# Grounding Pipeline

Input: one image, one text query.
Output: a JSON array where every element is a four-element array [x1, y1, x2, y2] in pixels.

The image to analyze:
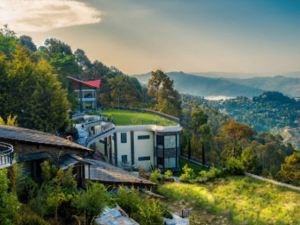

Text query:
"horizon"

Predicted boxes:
[[2, 0, 300, 76]]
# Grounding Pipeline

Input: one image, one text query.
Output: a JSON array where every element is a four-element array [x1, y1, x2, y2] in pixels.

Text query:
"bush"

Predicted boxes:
[[16, 176, 38, 203], [197, 167, 223, 183], [0, 169, 21, 225], [135, 198, 164, 225], [163, 170, 173, 180], [115, 187, 166, 225], [179, 164, 195, 182], [225, 157, 245, 175], [115, 187, 140, 216], [73, 182, 110, 223], [149, 169, 161, 184], [17, 214, 49, 225], [278, 153, 300, 186]]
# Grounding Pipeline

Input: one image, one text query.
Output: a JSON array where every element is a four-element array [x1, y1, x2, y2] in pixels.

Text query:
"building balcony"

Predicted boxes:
[[0, 142, 14, 169]]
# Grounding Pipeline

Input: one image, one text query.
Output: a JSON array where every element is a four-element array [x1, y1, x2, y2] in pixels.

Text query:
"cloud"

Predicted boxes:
[[0, 0, 101, 32]]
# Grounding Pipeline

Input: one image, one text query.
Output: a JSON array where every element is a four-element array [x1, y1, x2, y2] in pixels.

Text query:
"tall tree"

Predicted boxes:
[[190, 107, 211, 164], [278, 153, 300, 186], [19, 35, 37, 52], [148, 70, 181, 117], [74, 48, 91, 71], [221, 120, 254, 158], [0, 45, 69, 132]]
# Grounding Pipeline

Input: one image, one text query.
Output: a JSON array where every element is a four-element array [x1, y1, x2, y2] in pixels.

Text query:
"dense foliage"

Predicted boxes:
[[147, 70, 182, 117], [0, 162, 168, 225], [0, 30, 69, 132], [181, 96, 296, 183], [209, 92, 300, 132]]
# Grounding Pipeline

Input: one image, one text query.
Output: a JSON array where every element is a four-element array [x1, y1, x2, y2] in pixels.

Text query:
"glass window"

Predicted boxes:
[[157, 135, 164, 146], [165, 157, 176, 168], [121, 155, 128, 163], [138, 135, 150, 140], [138, 156, 150, 161], [164, 135, 176, 149], [121, 133, 127, 143]]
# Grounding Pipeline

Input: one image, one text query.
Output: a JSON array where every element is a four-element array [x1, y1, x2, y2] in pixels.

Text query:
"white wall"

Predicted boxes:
[[116, 131, 131, 165], [133, 131, 154, 170]]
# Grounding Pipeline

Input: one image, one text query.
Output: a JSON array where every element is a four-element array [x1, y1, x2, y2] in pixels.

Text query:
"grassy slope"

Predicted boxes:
[[158, 176, 300, 225], [101, 109, 176, 126]]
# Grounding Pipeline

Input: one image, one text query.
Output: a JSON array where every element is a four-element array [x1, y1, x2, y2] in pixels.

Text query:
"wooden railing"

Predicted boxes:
[[0, 142, 14, 168]]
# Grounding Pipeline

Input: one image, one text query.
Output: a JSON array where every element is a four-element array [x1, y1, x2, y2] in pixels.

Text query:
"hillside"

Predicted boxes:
[[135, 72, 263, 97], [158, 176, 300, 225], [229, 75, 300, 97], [135, 72, 300, 97]]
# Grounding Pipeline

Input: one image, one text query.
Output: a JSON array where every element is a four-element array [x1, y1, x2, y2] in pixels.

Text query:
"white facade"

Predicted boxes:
[[96, 125, 181, 171], [74, 115, 182, 171]]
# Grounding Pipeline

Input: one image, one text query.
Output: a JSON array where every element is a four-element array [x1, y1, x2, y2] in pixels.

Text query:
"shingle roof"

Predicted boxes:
[[85, 159, 154, 186], [0, 125, 91, 152]]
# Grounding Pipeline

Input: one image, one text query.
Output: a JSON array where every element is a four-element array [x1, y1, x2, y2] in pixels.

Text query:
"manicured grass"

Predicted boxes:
[[101, 109, 177, 126], [158, 176, 300, 225]]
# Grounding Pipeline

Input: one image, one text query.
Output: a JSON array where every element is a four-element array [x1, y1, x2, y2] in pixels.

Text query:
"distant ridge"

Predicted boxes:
[[134, 71, 300, 97]]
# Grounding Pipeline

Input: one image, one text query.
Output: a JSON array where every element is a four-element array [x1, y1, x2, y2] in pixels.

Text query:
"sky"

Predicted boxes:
[[1, 0, 300, 76]]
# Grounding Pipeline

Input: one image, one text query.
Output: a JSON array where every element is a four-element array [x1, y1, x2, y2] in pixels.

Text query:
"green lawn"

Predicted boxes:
[[101, 109, 177, 126], [158, 176, 300, 225]]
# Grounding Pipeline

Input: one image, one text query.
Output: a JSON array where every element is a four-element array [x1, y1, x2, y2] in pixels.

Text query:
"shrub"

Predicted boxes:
[[164, 170, 173, 180], [17, 214, 49, 225], [73, 182, 110, 223], [149, 169, 161, 183], [16, 176, 38, 203], [0, 169, 21, 225], [225, 157, 245, 175], [179, 164, 195, 182], [115, 187, 140, 216], [135, 198, 164, 225], [115, 187, 166, 225], [278, 153, 300, 186], [198, 166, 223, 183], [54, 168, 77, 193]]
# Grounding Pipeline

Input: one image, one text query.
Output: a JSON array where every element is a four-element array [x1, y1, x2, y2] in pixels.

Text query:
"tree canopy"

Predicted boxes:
[[0, 31, 69, 132], [148, 70, 181, 117]]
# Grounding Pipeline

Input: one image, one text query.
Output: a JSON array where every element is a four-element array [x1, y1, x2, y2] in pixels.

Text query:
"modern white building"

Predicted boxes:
[[74, 113, 182, 171]]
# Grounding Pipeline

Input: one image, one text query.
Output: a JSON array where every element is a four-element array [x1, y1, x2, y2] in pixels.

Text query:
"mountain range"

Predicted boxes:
[[134, 72, 300, 98]]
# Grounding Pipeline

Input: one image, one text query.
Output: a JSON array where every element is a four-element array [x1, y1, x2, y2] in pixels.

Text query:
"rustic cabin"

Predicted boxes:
[[0, 125, 154, 188], [0, 125, 92, 185]]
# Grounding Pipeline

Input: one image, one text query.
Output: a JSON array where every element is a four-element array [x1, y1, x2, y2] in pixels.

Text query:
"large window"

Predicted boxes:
[[164, 135, 176, 149], [121, 133, 127, 143], [138, 135, 150, 140]]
